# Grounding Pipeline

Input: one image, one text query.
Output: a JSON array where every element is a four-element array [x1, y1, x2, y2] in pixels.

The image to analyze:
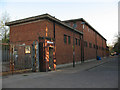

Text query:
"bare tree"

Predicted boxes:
[[112, 34, 120, 54], [0, 12, 10, 43]]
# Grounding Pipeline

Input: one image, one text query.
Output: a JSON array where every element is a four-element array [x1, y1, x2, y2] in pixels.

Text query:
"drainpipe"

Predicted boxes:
[[53, 21, 55, 39], [73, 32, 75, 67], [95, 33, 97, 60], [81, 35, 83, 62], [102, 39, 103, 57], [81, 22, 85, 63]]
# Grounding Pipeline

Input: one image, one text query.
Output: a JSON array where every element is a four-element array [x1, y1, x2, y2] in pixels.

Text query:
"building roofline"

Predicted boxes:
[[5, 13, 83, 35], [63, 18, 107, 41]]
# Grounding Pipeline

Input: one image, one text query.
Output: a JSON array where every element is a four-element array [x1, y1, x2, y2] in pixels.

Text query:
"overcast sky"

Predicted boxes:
[[0, 0, 119, 46]]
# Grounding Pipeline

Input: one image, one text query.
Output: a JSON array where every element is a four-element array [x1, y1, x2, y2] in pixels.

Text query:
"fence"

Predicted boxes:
[[2, 39, 56, 75], [2, 43, 33, 74], [2, 43, 10, 72]]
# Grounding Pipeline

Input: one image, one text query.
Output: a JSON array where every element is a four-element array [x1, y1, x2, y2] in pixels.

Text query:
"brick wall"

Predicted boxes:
[[10, 19, 82, 65], [10, 19, 53, 44], [51, 21, 81, 65], [64, 20, 107, 60]]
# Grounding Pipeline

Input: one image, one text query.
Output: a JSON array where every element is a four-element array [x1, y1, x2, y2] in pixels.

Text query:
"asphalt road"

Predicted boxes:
[[2, 56, 118, 88], [0, 49, 2, 63]]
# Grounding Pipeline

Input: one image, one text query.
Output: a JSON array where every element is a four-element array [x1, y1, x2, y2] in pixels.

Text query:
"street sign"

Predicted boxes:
[[47, 41, 54, 44]]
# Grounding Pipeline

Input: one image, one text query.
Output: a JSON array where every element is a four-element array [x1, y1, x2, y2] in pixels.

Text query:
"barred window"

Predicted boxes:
[[78, 39, 80, 46], [64, 34, 67, 44], [96, 45, 98, 49], [68, 36, 71, 44], [75, 38, 77, 45], [84, 41, 88, 47], [102, 47, 104, 50], [73, 22, 77, 28], [99, 46, 101, 49], [93, 44, 96, 48], [89, 43, 92, 48]]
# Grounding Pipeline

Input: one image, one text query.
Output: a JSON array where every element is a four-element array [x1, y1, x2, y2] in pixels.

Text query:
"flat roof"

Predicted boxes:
[[63, 18, 106, 41], [5, 14, 83, 35]]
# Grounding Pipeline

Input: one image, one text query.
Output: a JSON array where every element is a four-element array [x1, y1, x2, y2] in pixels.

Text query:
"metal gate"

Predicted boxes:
[[2, 42, 33, 75], [49, 47, 54, 70]]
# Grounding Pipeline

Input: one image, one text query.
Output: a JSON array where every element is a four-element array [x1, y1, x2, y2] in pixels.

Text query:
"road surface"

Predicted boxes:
[[2, 56, 118, 88]]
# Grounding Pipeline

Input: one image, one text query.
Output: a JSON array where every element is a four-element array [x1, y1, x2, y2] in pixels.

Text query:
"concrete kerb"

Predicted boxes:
[[1, 69, 32, 76], [56, 57, 110, 71], [56, 58, 96, 70], [85, 59, 110, 71]]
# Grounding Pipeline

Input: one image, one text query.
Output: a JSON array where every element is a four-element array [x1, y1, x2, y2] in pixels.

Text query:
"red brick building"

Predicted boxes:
[[6, 14, 108, 71], [63, 18, 107, 61]]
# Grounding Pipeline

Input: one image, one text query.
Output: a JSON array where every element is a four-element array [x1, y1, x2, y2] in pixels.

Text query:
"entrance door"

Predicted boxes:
[[39, 42, 46, 72], [49, 47, 54, 70]]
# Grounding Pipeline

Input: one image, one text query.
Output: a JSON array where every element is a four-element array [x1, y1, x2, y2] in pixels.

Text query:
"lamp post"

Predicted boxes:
[[81, 22, 85, 63]]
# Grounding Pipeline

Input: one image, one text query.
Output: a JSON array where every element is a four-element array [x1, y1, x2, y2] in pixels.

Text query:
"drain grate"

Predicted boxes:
[[23, 74, 28, 76]]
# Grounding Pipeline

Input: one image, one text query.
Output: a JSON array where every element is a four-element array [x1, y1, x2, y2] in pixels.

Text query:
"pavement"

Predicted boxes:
[[2, 56, 119, 88], [1, 56, 109, 76], [1, 57, 106, 76], [56, 56, 111, 72]]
